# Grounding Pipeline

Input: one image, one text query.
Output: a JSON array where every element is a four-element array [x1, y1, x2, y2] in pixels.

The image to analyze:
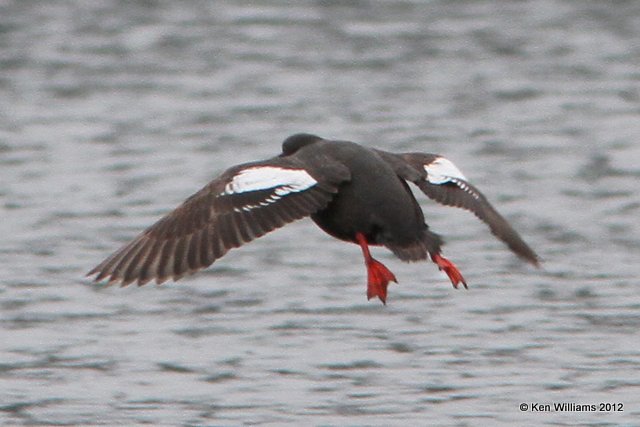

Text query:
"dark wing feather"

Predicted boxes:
[[88, 154, 350, 286], [377, 150, 540, 266]]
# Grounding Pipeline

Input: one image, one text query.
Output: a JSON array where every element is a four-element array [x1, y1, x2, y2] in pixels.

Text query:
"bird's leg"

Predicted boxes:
[[355, 233, 397, 304], [431, 253, 467, 289]]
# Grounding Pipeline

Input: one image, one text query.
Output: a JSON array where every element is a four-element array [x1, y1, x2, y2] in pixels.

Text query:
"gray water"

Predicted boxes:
[[1, 1, 639, 426]]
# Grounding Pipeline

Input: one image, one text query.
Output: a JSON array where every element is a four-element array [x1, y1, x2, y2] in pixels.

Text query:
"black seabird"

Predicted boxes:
[[88, 134, 539, 304]]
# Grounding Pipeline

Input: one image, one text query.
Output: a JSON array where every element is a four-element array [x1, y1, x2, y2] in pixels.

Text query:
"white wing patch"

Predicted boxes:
[[224, 166, 317, 196], [424, 157, 467, 184], [424, 157, 480, 200]]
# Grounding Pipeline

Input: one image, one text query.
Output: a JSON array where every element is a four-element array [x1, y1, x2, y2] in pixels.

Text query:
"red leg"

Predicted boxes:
[[431, 253, 467, 289], [355, 233, 397, 304]]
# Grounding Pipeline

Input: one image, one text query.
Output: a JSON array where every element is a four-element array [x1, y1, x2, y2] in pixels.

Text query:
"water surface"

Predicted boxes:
[[1, 1, 639, 425]]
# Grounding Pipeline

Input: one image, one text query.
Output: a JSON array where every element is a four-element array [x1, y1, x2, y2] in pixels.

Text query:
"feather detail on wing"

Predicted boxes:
[[88, 156, 350, 286], [377, 150, 540, 266]]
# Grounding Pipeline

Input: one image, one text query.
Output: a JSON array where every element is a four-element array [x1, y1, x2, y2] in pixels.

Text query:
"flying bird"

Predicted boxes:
[[88, 134, 539, 304]]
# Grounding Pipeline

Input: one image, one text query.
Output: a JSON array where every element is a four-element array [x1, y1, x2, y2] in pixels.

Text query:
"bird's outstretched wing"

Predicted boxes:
[[377, 150, 539, 266], [87, 153, 350, 286]]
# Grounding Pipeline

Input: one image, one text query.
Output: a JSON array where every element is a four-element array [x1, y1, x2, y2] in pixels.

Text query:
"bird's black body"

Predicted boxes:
[[88, 133, 539, 304], [304, 139, 441, 260]]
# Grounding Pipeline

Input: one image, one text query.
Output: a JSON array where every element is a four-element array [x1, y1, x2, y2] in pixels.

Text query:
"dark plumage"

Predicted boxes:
[[88, 134, 539, 304]]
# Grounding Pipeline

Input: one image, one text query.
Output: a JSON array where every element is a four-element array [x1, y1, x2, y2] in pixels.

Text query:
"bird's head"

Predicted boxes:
[[281, 133, 323, 156]]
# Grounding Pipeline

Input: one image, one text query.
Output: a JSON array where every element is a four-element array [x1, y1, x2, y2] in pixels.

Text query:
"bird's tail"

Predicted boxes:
[[386, 226, 443, 262]]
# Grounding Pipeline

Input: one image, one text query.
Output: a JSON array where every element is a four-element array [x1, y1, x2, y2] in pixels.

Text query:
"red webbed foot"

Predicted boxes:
[[365, 258, 398, 304], [431, 253, 467, 289], [355, 232, 398, 304]]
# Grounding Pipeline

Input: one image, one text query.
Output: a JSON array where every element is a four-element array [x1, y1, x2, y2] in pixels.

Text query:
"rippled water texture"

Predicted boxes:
[[2, 1, 639, 425]]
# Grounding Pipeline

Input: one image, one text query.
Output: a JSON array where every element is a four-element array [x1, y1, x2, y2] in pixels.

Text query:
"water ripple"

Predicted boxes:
[[2, 0, 640, 425]]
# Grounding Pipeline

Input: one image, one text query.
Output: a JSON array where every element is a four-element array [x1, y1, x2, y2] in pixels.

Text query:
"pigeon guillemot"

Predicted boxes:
[[88, 134, 539, 304]]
